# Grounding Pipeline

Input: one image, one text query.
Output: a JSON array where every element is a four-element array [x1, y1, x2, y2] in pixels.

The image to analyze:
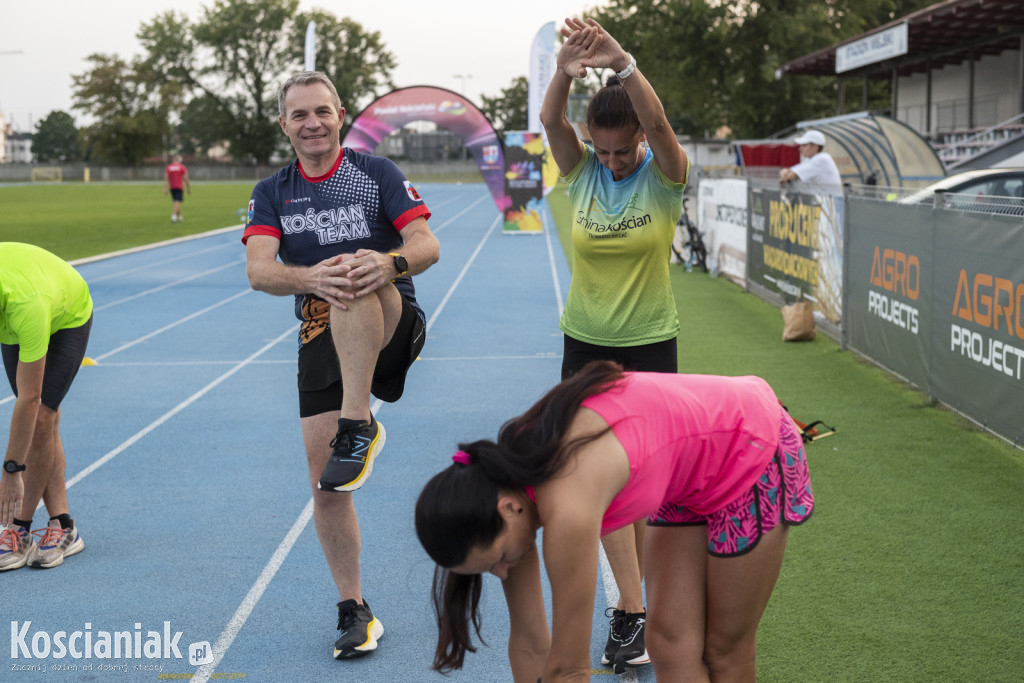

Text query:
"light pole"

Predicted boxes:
[[452, 73, 472, 97]]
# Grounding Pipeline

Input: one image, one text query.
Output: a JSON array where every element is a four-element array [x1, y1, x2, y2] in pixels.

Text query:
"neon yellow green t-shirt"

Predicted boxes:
[[561, 146, 687, 346], [0, 242, 93, 362]]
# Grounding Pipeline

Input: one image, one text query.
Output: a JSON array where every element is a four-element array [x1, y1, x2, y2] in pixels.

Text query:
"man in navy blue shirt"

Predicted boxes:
[[243, 71, 440, 660]]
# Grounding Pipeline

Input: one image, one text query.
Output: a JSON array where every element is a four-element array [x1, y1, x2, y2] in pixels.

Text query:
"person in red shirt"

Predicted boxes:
[[164, 155, 191, 222]]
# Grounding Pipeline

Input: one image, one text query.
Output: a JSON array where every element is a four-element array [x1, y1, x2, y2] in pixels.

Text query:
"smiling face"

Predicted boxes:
[[589, 125, 646, 181], [450, 493, 538, 580], [279, 82, 345, 170]]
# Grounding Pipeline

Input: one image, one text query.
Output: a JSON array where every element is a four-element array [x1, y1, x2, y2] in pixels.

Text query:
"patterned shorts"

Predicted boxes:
[[648, 407, 814, 557]]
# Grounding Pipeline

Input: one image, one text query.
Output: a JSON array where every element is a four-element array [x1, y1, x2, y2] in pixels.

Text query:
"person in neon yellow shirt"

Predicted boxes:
[[0, 242, 93, 571], [540, 16, 690, 673]]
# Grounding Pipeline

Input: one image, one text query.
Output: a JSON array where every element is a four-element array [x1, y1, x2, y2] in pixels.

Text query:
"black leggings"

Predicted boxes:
[[561, 334, 677, 380], [2, 315, 93, 410]]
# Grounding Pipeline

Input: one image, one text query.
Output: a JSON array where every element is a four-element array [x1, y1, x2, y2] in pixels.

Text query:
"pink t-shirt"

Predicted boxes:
[[582, 373, 782, 535]]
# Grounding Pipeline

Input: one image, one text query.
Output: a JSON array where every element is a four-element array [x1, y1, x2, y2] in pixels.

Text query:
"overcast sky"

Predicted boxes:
[[0, 0, 594, 131]]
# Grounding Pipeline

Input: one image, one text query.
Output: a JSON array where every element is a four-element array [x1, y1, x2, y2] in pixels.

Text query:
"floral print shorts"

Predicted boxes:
[[648, 406, 814, 557]]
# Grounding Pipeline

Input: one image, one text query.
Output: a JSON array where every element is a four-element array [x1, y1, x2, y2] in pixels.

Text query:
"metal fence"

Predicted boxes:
[[0, 159, 482, 184]]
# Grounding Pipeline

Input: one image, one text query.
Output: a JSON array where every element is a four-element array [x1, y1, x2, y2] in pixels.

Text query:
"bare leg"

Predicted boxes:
[[643, 525, 710, 682], [302, 412, 362, 602], [329, 285, 402, 422], [23, 406, 68, 520], [602, 524, 645, 613], [703, 524, 789, 682]]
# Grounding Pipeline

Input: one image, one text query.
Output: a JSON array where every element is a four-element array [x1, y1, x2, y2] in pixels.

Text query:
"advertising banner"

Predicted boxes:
[[342, 87, 509, 213], [502, 131, 546, 233], [930, 211, 1024, 446], [747, 184, 845, 324], [697, 178, 749, 285], [844, 198, 932, 388]]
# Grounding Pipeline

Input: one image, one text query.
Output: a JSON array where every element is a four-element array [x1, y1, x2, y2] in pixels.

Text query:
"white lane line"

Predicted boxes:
[[430, 191, 492, 235], [72, 354, 560, 368], [190, 497, 314, 683], [543, 201, 565, 318], [0, 289, 256, 406], [195, 207, 492, 679], [544, 198, 636, 680], [70, 224, 244, 267], [45, 324, 296, 504], [83, 242, 237, 283], [93, 289, 253, 362], [426, 213, 501, 333], [93, 261, 242, 312]]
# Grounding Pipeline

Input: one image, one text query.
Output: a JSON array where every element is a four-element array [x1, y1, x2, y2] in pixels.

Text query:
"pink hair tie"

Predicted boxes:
[[452, 450, 472, 466]]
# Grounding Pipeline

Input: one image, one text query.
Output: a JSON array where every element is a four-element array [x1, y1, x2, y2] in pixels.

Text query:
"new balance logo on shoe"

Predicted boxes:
[[318, 417, 386, 492]]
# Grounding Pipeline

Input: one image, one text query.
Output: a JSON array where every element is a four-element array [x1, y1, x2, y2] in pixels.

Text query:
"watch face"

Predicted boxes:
[[4, 460, 21, 473], [394, 254, 408, 274]]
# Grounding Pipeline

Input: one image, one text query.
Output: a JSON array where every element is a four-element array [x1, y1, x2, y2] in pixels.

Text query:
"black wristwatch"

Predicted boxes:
[[3, 459, 26, 474], [389, 252, 409, 277]]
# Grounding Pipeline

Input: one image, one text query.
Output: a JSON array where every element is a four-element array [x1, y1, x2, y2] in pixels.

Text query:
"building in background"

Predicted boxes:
[[778, 0, 1023, 170]]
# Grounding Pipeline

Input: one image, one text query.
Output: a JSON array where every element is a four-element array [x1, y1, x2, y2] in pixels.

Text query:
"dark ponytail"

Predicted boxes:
[[415, 360, 626, 671], [586, 75, 640, 133]]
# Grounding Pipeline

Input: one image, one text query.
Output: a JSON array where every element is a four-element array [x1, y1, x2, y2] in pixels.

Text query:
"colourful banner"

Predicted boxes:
[[747, 185, 844, 324], [342, 86, 509, 213], [502, 131, 546, 233]]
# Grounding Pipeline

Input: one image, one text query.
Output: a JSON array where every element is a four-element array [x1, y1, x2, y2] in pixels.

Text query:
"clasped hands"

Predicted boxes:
[[557, 17, 630, 79], [310, 250, 392, 309]]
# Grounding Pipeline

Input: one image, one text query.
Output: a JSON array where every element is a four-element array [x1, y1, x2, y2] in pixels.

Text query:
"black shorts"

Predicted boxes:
[[297, 296, 425, 417], [561, 334, 677, 380], [170, 189, 184, 202], [2, 315, 93, 411]]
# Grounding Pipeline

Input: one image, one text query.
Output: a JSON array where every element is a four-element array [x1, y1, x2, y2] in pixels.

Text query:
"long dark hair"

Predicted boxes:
[[414, 360, 626, 672], [586, 75, 641, 133]]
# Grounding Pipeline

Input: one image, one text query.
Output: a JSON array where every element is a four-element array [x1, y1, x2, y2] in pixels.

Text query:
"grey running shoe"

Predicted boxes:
[[318, 417, 385, 492], [28, 519, 84, 569], [333, 599, 384, 659], [612, 610, 650, 674], [0, 525, 35, 571]]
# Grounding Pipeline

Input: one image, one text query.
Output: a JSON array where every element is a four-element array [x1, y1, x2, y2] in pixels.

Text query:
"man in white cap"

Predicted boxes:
[[779, 129, 842, 194]]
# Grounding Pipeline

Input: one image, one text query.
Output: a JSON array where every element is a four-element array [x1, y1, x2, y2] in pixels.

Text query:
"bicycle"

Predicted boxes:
[[672, 197, 708, 273]]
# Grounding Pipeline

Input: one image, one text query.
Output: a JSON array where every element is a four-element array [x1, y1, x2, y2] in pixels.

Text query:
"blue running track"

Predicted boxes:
[[2, 183, 655, 682]]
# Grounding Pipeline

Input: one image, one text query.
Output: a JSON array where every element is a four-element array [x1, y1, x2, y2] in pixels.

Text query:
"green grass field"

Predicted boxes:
[[548, 183, 1024, 682], [0, 182, 255, 261]]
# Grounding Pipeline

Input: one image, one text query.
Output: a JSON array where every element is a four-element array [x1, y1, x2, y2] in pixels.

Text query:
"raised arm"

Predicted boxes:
[[581, 18, 689, 184], [540, 21, 599, 175]]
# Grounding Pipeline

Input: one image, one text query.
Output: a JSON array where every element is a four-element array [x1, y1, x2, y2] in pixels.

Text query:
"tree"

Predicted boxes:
[[138, 0, 397, 164], [139, 0, 297, 165], [479, 76, 529, 135], [71, 54, 175, 166], [32, 111, 80, 163], [589, 0, 939, 139], [290, 11, 397, 127]]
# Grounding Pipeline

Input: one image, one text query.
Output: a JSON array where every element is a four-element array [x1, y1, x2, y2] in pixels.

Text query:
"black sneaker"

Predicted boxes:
[[333, 599, 384, 659], [612, 611, 650, 674], [600, 608, 625, 665], [318, 417, 386, 492]]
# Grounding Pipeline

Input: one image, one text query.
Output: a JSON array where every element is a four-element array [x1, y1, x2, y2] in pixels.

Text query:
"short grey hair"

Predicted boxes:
[[278, 71, 343, 118]]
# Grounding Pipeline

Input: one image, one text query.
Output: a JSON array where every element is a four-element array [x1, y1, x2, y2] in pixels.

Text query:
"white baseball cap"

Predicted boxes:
[[794, 130, 826, 147]]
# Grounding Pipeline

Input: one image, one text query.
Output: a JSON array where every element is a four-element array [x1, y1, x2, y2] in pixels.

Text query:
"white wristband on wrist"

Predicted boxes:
[[616, 53, 637, 80]]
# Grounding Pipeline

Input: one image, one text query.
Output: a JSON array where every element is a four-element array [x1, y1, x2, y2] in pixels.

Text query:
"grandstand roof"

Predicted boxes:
[[779, 0, 1024, 79]]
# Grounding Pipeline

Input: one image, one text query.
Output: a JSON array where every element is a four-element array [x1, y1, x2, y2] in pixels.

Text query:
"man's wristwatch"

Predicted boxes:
[[389, 252, 409, 277], [3, 459, 26, 474]]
